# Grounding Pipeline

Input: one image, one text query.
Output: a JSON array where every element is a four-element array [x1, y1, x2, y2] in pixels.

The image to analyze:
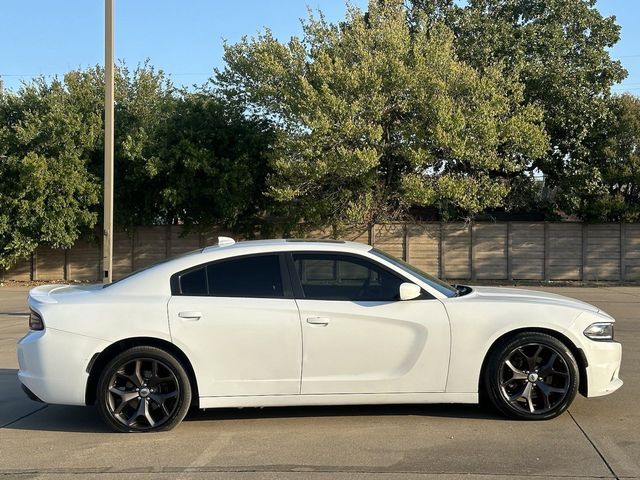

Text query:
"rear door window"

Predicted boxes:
[[175, 254, 284, 298], [207, 255, 284, 298]]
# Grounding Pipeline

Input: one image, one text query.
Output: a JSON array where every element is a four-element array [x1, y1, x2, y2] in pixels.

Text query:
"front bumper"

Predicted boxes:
[[584, 340, 623, 397], [17, 328, 109, 406]]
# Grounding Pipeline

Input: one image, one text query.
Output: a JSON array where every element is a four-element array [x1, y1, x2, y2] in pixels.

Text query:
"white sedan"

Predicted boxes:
[[18, 238, 622, 432]]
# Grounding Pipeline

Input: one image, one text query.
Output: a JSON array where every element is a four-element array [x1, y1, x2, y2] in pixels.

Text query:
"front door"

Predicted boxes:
[[168, 253, 302, 397], [291, 252, 450, 395]]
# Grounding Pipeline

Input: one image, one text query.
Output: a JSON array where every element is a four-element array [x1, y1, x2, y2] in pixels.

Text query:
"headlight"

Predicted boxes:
[[583, 322, 614, 341]]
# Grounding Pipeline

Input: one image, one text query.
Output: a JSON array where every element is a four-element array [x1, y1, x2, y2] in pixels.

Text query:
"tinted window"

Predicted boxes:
[[292, 253, 404, 301], [179, 267, 207, 295], [208, 255, 283, 298], [370, 248, 458, 298]]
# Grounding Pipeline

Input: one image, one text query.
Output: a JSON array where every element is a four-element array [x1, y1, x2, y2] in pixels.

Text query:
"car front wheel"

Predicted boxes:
[[96, 346, 192, 432], [484, 332, 579, 420]]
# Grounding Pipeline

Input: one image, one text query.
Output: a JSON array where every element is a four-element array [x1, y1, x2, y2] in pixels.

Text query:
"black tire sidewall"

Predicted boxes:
[[96, 346, 192, 433], [485, 333, 579, 420]]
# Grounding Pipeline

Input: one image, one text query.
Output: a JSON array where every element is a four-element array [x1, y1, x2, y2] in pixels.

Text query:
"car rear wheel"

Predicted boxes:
[[96, 346, 191, 432], [484, 332, 579, 420]]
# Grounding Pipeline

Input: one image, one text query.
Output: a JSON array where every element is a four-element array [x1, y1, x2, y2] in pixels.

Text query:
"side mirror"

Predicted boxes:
[[399, 282, 421, 301]]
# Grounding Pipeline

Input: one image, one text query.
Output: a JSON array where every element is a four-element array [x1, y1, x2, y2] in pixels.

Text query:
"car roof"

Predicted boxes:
[[201, 238, 373, 254], [103, 238, 375, 295], [101, 238, 452, 300]]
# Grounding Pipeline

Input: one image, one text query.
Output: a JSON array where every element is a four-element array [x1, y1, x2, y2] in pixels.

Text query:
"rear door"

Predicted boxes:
[[168, 253, 302, 397], [290, 252, 450, 395]]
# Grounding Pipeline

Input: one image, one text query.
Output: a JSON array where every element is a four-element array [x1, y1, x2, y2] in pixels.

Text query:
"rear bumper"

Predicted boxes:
[[584, 340, 623, 397], [17, 328, 108, 406], [21, 383, 45, 403]]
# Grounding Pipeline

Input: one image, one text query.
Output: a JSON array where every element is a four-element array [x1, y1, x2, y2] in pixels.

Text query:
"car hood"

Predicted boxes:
[[468, 286, 600, 313]]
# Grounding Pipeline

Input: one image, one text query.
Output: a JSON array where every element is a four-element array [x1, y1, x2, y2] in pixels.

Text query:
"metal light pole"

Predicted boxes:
[[103, 0, 114, 283]]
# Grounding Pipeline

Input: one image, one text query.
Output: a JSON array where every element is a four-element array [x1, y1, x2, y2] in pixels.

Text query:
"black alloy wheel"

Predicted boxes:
[[484, 332, 579, 420], [96, 346, 191, 432]]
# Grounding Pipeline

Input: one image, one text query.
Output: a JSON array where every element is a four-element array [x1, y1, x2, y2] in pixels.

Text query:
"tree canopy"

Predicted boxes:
[[441, 0, 628, 215], [0, 0, 639, 269], [218, 0, 548, 230], [576, 94, 640, 221], [0, 65, 274, 268], [0, 73, 102, 269]]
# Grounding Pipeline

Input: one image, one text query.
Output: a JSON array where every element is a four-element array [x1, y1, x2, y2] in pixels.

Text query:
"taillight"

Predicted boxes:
[[29, 309, 44, 331]]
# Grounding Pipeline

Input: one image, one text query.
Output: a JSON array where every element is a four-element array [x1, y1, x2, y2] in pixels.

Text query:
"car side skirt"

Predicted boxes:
[[198, 392, 477, 409]]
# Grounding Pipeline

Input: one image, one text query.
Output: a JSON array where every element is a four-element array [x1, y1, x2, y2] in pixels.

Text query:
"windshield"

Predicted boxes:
[[370, 248, 459, 298]]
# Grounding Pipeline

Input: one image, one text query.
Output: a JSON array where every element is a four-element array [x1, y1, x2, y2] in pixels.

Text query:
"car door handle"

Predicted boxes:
[[307, 316, 329, 326], [178, 311, 202, 320]]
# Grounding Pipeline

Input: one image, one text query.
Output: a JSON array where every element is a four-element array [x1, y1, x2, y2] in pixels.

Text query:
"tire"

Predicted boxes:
[[484, 332, 579, 420], [96, 346, 192, 433]]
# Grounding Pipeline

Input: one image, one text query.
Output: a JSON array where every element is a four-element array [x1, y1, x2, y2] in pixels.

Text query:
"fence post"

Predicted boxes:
[[165, 225, 172, 259], [582, 223, 588, 281], [98, 234, 103, 281], [403, 223, 409, 262], [620, 222, 626, 281], [469, 222, 475, 281], [543, 222, 550, 281], [439, 222, 445, 279], [130, 229, 136, 273], [507, 222, 513, 281], [31, 251, 37, 281], [369, 223, 375, 246], [64, 249, 70, 281]]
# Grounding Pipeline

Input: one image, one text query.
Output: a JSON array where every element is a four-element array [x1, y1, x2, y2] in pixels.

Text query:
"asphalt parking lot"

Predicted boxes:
[[0, 285, 638, 480]]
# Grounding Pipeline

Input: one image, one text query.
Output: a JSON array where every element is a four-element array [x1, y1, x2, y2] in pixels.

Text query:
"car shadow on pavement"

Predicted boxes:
[[0, 369, 111, 434], [184, 402, 502, 424], [1, 369, 502, 433], [6, 404, 112, 434]]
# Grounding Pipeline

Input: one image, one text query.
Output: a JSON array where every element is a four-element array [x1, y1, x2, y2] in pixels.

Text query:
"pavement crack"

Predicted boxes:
[[0, 404, 48, 429], [0, 467, 622, 477], [569, 409, 619, 479]]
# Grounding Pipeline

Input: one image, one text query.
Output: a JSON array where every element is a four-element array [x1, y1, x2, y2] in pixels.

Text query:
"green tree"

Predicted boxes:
[[442, 0, 627, 215], [218, 0, 548, 231], [109, 63, 177, 226], [0, 63, 276, 268], [573, 94, 640, 221], [0, 74, 102, 269], [148, 91, 275, 231], [0, 64, 176, 269]]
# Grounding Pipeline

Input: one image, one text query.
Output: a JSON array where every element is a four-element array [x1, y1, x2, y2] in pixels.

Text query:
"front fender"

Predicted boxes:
[[443, 299, 584, 394]]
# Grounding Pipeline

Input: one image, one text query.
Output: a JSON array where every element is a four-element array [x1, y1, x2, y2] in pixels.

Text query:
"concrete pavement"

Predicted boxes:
[[0, 285, 638, 479]]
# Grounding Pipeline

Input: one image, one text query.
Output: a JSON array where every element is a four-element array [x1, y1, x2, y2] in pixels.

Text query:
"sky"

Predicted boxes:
[[0, 0, 639, 94]]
